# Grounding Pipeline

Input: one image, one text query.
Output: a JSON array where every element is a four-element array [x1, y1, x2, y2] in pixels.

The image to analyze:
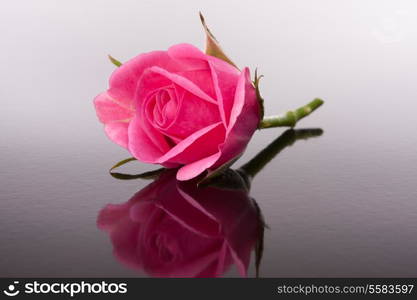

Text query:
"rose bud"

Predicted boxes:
[[94, 14, 324, 181], [94, 42, 260, 180]]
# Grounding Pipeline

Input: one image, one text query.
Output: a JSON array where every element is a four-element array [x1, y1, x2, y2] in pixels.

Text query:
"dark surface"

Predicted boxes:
[[1, 0, 417, 277]]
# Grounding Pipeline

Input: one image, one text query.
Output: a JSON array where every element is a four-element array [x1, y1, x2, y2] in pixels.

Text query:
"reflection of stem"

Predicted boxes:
[[259, 99, 324, 128], [239, 128, 323, 179]]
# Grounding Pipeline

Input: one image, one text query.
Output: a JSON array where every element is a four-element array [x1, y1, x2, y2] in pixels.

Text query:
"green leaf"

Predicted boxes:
[[254, 68, 265, 123], [108, 54, 122, 67], [110, 168, 166, 180], [199, 12, 237, 68], [109, 157, 165, 180]]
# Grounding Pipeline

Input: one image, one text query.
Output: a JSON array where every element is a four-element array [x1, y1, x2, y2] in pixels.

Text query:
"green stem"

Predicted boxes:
[[259, 98, 324, 129]]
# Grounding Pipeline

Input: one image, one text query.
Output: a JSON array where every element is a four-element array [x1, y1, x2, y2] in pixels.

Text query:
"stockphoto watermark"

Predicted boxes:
[[2, 280, 127, 297]]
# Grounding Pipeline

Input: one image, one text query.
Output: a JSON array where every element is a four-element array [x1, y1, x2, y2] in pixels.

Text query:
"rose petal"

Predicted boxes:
[[104, 122, 129, 148], [176, 68, 259, 180], [215, 67, 260, 167], [163, 88, 220, 138], [155, 188, 220, 238], [97, 202, 130, 232], [94, 92, 134, 123], [111, 220, 144, 270], [174, 69, 216, 100], [168, 44, 240, 75], [156, 122, 224, 165], [177, 185, 219, 224], [139, 74, 220, 139], [95, 51, 182, 148], [129, 202, 155, 223], [228, 68, 250, 131], [167, 45, 218, 100], [177, 180, 259, 276], [146, 66, 217, 105], [98, 203, 144, 270], [134, 70, 173, 110], [208, 61, 240, 127], [128, 115, 173, 163], [176, 152, 221, 181], [168, 43, 208, 63], [94, 92, 134, 148], [214, 241, 231, 276], [107, 51, 180, 106], [168, 43, 241, 129], [227, 231, 252, 277], [177, 67, 258, 181]]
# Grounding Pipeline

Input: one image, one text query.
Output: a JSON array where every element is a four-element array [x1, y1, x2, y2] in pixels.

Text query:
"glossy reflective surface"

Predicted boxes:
[[97, 169, 262, 278], [1, 0, 417, 277]]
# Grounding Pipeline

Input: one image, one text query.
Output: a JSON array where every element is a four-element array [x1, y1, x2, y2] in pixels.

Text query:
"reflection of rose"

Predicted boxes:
[[97, 170, 261, 277], [94, 44, 260, 181]]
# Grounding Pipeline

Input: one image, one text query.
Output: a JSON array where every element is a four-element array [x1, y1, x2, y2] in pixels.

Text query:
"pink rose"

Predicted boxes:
[[97, 170, 261, 277], [94, 44, 260, 180]]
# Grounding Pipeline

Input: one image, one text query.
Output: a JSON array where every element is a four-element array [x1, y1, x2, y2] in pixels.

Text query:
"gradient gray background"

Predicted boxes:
[[1, 0, 417, 277]]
